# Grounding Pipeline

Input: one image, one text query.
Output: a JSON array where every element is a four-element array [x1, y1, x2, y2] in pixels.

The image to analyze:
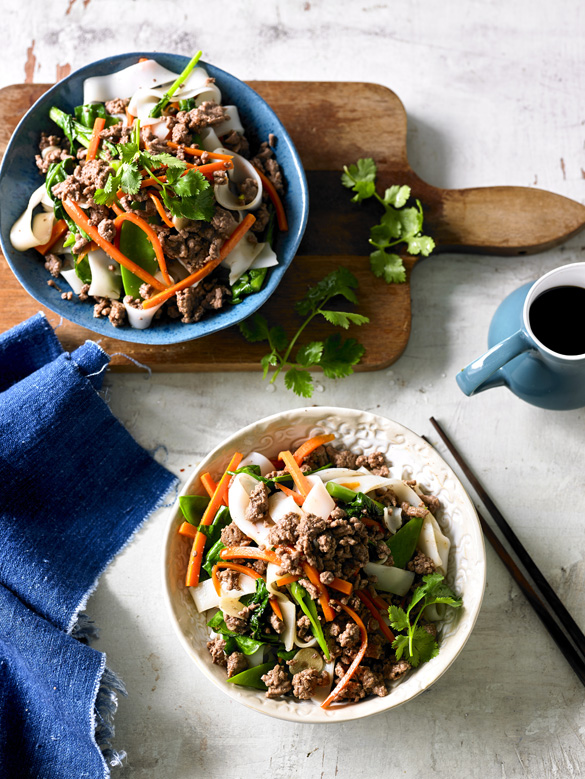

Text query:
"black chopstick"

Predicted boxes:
[[425, 418, 585, 687]]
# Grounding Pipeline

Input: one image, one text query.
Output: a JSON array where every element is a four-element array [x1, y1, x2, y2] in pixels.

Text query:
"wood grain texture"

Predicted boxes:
[[1, 81, 584, 371]]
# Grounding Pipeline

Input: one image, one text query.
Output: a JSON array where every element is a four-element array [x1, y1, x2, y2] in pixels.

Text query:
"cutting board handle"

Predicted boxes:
[[423, 183, 585, 256]]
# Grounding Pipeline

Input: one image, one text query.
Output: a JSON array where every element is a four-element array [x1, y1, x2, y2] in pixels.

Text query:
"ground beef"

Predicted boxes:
[[61, 291, 73, 301], [267, 512, 299, 548], [360, 667, 388, 697], [261, 664, 292, 698], [296, 615, 312, 641], [250, 142, 284, 194], [421, 621, 438, 638], [355, 451, 389, 477], [176, 101, 228, 133], [383, 659, 411, 681], [224, 615, 247, 634], [292, 668, 323, 700], [245, 481, 269, 522], [324, 445, 358, 470], [216, 568, 241, 591], [295, 511, 369, 579], [97, 218, 116, 243], [35, 147, 72, 174], [212, 206, 239, 239], [337, 620, 361, 648], [93, 298, 111, 318], [78, 283, 90, 301], [44, 253, 62, 278], [419, 492, 441, 513], [221, 522, 251, 548], [401, 502, 428, 519], [52, 158, 113, 203], [301, 445, 330, 470], [171, 121, 192, 146], [108, 300, 126, 328], [270, 613, 285, 634], [175, 278, 231, 324], [319, 570, 335, 586], [221, 129, 250, 157], [105, 97, 129, 115], [226, 652, 247, 678], [139, 283, 155, 300], [240, 177, 258, 205], [297, 578, 320, 600], [100, 124, 133, 145], [375, 541, 392, 563], [140, 125, 169, 154], [407, 550, 436, 575], [207, 636, 227, 667], [249, 202, 270, 234], [275, 545, 304, 577]]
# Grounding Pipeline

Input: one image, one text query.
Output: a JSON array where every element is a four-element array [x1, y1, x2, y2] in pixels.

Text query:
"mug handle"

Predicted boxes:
[[456, 330, 532, 396]]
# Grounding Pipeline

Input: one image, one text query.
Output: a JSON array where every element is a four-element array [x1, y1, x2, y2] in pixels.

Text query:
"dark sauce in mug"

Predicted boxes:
[[529, 285, 585, 355]]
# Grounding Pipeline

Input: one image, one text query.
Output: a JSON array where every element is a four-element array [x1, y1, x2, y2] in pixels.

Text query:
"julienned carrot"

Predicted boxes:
[[35, 219, 68, 255], [275, 483, 304, 506], [62, 199, 167, 292], [276, 573, 301, 587], [321, 603, 368, 708], [76, 241, 98, 263], [86, 116, 106, 161], [219, 546, 282, 566], [356, 590, 395, 644], [301, 561, 335, 622], [125, 107, 134, 127], [200, 472, 219, 500], [166, 140, 234, 162], [270, 598, 283, 621], [113, 211, 173, 286], [186, 452, 243, 588], [329, 577, 353, 596], [149, 193, 175, 228], [178, 521, 198, 539], [140, 160, 232, 189], [292, 433, 335, 466], [252, 164, 288, 232], [360, 516, 385, 533], [143, 213, 256, 310], [211, 562, 264, 595], [278, 450, 313, 498]]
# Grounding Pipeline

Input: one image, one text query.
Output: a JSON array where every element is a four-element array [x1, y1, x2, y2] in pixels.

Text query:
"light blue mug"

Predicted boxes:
[[456, 262, 585, 410]]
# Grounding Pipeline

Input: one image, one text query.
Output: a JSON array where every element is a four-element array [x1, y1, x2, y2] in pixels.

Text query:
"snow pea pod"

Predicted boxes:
[[226, 662, 275, 690], [386, 516, 424, 569]]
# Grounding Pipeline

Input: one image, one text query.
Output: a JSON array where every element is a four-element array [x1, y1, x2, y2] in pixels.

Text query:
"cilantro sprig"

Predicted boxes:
[[341, 158, 435, 284], [388, 573, 462, 667], [239, 267, 368, 398], [93, 120, 214, 222]]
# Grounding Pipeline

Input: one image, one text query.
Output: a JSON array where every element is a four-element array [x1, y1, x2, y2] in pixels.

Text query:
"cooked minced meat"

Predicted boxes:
[[407, 550, 436, 575], [250, 142, 284, 195], [261, 664, 292, 698], [221, 522, 251, 547], [292, 668, 323, 700], [207, 636, 227, 667], [44, 253, 62, 278], [245, 482, 269, 522], [226, 652, 247, 678]]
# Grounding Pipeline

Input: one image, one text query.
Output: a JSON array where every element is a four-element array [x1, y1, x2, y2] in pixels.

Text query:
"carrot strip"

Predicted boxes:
[[113, 210, 173, 286], [269, 598, 283, 621], [211, 562, 264, 595], [86, 117, 106, 161], [140, 160, 232, 189], [125, 107, 134, 127], [301, 561, 335, 622], [186, 452, 243, 588], [35, 219, 68, 255], [372, 593, 390, 611], [167, 140, 234, 162], [143, 213, 256, 309], [200, 472, 219, 500], [292, 433, 335, 465], [321, 603, 368, 708], [278, 451, 313, 498], [178, 521, 198, 539], [253, 164, 288, 232], [275, 483, 304, 506], [149, 193, 175, 228], [276, 573, 301, 587], [219, 546, 282, 566], [62, 199, 167, 292], [360, 516, 386, 533], [329, 577, 353, 596], [356, 590, 395, 644]]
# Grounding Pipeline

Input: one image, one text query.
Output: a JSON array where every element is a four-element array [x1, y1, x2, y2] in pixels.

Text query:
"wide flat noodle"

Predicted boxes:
[[87, 249, 122, 300], [127, 66, 221, 121], [220, 235, 265, 285], [214, 147, 263, 213], [10, 184, 55, 251], [83, 59, 179, 103]]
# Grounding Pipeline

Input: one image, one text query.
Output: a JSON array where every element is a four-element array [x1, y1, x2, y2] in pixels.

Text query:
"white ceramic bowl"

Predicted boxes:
[[162, 407, 486, 723]]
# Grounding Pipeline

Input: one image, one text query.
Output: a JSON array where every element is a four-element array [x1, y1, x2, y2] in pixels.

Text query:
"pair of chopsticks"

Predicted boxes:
[[425, 417, 585, 687]]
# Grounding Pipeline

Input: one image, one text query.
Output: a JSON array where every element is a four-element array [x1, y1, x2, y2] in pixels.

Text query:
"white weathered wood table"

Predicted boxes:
[[4, 1, 585, 776]]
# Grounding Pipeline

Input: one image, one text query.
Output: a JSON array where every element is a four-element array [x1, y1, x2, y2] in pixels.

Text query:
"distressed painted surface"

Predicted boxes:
[[4, 1, 585, 777]]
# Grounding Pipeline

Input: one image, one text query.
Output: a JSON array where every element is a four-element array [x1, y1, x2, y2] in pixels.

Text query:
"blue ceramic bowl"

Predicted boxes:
[[0, 52, 308, 345]]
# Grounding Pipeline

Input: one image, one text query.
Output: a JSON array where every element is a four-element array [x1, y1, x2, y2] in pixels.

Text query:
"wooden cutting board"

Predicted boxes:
[[1, 81, 584, 372]]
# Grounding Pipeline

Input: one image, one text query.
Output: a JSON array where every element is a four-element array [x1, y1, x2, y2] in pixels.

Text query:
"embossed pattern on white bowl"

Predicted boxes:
[[162, 407, 486, 723]]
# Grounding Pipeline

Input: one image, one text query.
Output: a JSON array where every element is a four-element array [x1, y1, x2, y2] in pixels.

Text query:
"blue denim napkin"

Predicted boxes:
[[0, 313, 178, 779]]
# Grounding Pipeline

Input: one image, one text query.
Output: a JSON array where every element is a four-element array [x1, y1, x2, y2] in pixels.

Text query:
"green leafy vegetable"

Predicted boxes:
[[223, 634, 267, 656], [49, 106, 118, 158], [231, 268, 268, 305], [325, 482, 384, 516], [239, 267, 368, 397], [386, 516, 424, 568], [74, 102, 119, 129], [388, 573, 462, 667], [74, 254, 91, 285], [179, 494, 210, 526], [149, 51, 202, 118], [289, 581, 330, 660], [247, 578, 273, 641], [341, 158, 435, 284]]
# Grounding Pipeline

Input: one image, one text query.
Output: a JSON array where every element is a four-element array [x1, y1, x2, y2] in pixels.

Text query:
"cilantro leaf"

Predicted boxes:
[[284, 368, 314, 398], [239, 314, 270, 343], [341, 158, 377, 188], [171, 168, 209, 197], [260, 352, 279, 379], [119, 162, 141, 195], [149, 152, 187, 169], [320, 310, 370, 329], [268, 325, 288, 353], [387, 606, 409, 633], [296, 267, 359, 317], [296, 341, 324, 367], [370, 249, 406, 284], [399, 626, 439, 667], [384, 185, 411, 208], [397, 204, 423, 237], [319, 333, 365, 379], [164, 188, 215, 222], [370, 209, 403, 246], [391, 634, 410, 662], [406, 234, 435, 257]]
